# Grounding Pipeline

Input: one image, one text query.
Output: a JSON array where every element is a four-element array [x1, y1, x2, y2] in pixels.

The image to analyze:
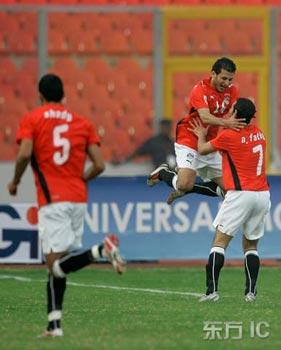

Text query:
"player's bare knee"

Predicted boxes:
[[176, 179, 194, 192], [212, 230, 232, 249]]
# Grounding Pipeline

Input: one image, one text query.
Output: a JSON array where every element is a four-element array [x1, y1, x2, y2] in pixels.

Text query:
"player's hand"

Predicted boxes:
[[8, 181, 18, 196], [188, 118, 209, 137], [224, 110, 247, 130]]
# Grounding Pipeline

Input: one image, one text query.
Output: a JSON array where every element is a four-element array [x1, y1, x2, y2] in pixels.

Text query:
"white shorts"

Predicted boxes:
[[38, 202, 87, 254], [213, 190, 271, 240], [174, 143, 222, 180]]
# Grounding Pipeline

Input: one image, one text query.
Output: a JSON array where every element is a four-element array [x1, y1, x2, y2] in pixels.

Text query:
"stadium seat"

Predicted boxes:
[[130, 29, 153, 55], [21, 57, 38, 77], [16, 12, 38, 33], [48, 12, 81, 33], [204, 0, 234, 3], [0, 57, 17, 83], [66, 96, 93, 117], [173, 72, 205, 99], [68, 30, 100, 54], [116, 58, 142, 74], [0, 12, 18, 34], [126, 113, 153, 144], [6, 31, 37, 54], [13, 71, 37, 102], [84, 58, 112, 85], [99, 30, 131, 55], [0, 32, 7, 54], [49, 58, 81, 84], [48, 30, 69, 54]]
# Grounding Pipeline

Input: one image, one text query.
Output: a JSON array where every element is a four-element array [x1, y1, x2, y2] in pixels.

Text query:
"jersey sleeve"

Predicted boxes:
[[210, 130, 231, 151], [87, 121, 101, 146], [16, 112, 34, 144], [188, 83, 209, 111]]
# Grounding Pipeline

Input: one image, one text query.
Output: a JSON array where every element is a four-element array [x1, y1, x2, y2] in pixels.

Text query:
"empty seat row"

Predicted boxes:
[[2, 0, 281, 5], [168, 18, 263, 56]]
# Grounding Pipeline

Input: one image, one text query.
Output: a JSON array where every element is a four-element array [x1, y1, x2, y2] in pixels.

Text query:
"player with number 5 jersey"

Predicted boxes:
[[8, 74, 126, 338], [16, 103, 100, 207]]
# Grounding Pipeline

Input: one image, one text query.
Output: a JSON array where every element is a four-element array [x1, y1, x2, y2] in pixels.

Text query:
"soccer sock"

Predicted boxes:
[[158, 168, 177, 188], [52, 244, 104, 277], [191, 181, 225, 197], [244, 250, 260, 295], [205, 247, 225, 295], [47, 274, 66, 330]]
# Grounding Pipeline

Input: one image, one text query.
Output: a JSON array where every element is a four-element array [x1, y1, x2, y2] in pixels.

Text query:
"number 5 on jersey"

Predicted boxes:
[[53, 124, 71, 165]]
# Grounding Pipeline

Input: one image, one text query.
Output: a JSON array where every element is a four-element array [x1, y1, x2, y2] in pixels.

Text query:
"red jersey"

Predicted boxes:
[[176, 78, 239, 150], [210, 124, 269, 191], [16, 104, 100, 207]]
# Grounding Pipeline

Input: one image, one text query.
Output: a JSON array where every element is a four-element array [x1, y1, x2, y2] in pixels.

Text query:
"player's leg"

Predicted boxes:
[[40, 203, 125, 337], [192, 152, 225, 200], [242, 190, 271, 302], [52, 234, 126, 278], [43, 251, 67, 337], [243, 237, 259, 302], [51, 203, 125, 278], [200, 191, 247, 302], [166, 150, 224, 205], [199, 230, 232, 302]]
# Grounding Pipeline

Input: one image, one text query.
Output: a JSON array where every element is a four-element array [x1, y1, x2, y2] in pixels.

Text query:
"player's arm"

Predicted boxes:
[[187, 119, 216, 155], [8, 139, 33, 195], [198, 108, 245, 130], [83, 144, 105, 182]]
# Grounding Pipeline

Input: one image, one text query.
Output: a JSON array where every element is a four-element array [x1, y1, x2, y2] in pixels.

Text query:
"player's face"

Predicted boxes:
[[211, 69, 235, 92]]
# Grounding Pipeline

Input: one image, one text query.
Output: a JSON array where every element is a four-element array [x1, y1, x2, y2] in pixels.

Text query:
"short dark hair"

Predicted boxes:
[[211, 57, 236, 74], [38, 74, 64, 102], [234, 98, 256, 124]]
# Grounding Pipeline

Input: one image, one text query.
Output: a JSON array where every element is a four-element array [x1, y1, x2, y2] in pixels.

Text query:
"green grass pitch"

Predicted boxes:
[[0, 266, 280, 350]]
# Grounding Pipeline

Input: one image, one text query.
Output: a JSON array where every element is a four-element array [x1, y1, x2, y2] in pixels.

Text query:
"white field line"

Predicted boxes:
[[0, 274, 202, 298]]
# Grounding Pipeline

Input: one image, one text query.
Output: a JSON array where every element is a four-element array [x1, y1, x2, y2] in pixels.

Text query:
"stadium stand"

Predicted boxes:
[[0, 3, 279, 162], [2, 0, 281, 4]]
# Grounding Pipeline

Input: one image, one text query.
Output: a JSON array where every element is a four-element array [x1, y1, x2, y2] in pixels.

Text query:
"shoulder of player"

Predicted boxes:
[[190, 79, 206, 93], [227, 84, 239, 94], [217, 128, 238, 138]]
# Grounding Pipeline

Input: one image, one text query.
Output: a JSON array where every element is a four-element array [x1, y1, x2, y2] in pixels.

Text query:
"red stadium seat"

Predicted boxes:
[[13, 71, 37, 102], [223, 32, 259, 55], [204, 0, 234, 3], [116, 58, 142, 74], [0, 57, 17, 83], [49, 58, 81, 84], [68, 30, 100, 54], [84, 58, 112, 85], [21, 57, 38, 77], [6, 31, 37, 54], [0, 12, 18, 34], [48, 30, 69, 54], [130, 29, 153, 55], [99, 30, 131, 55]]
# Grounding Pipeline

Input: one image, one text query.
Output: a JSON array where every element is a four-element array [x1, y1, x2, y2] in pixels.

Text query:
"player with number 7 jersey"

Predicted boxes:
[[16, 104, 100, 207], [210, 118, 269, 191]]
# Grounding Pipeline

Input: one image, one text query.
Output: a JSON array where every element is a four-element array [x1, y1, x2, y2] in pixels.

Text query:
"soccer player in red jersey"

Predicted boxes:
[[148, 57, 246, 204], [189, 98, 271, 302], [7, 74, 126, 337]]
